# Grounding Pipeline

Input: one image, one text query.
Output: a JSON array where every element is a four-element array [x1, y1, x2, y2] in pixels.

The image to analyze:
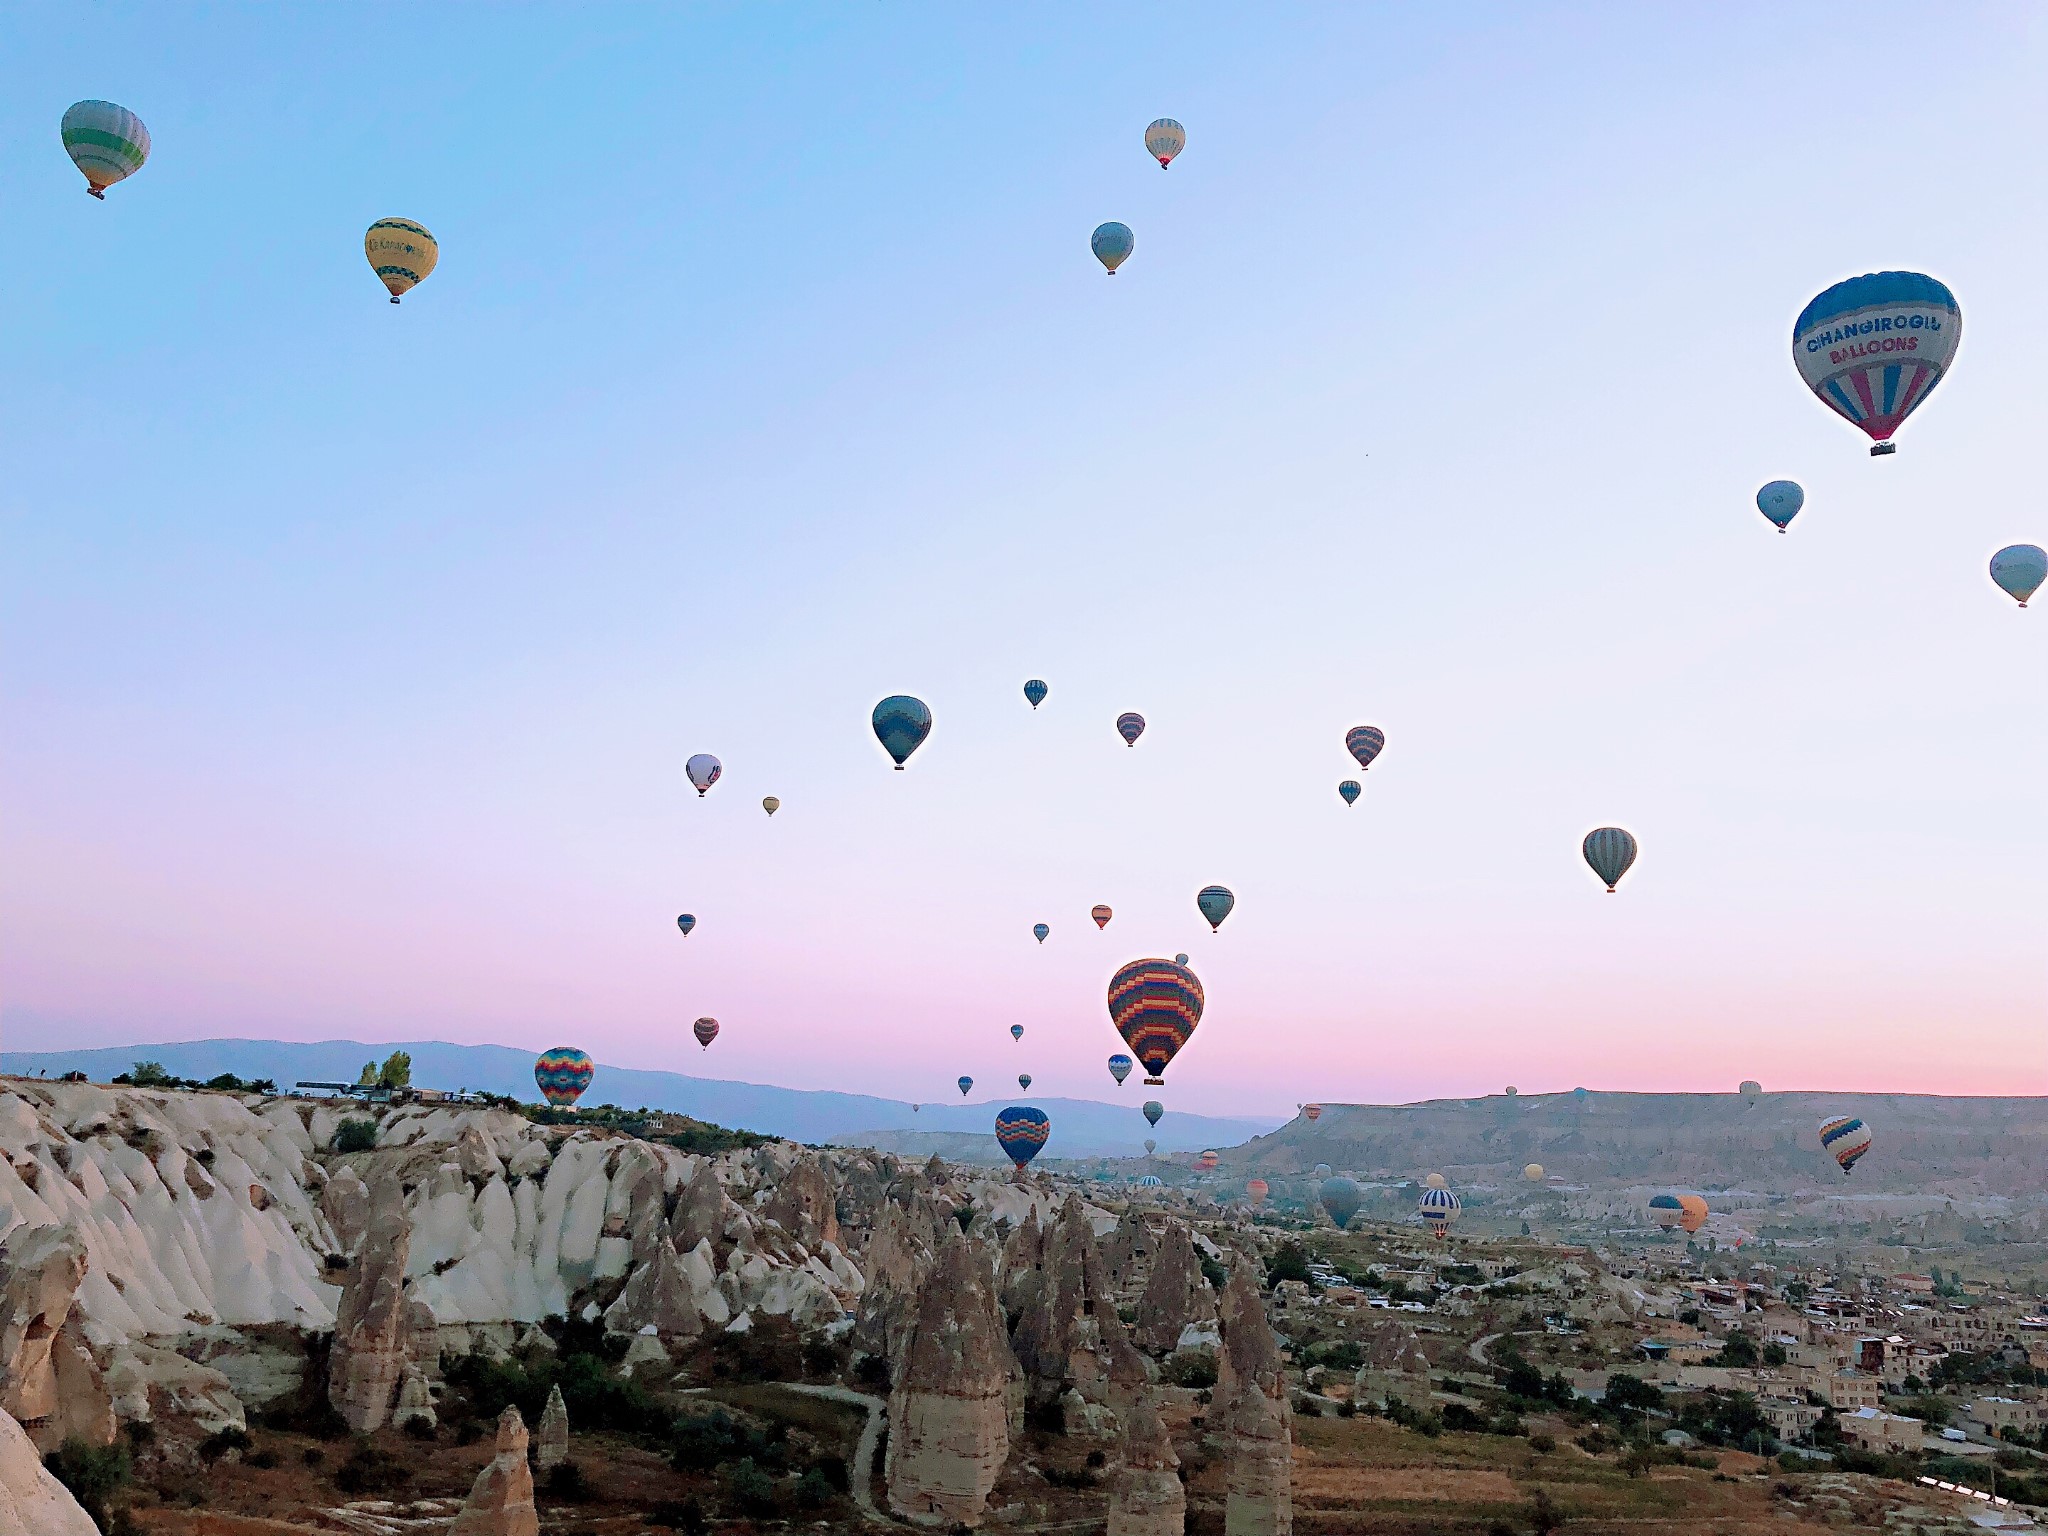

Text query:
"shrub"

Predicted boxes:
[[400, 1413, 436, 1440], [1442, 1403, 1489, 1434], [1530, 1432, 1557, 1454], [541, 1461, 591, 1502], [1265, 1242, 1313, 1287], [1162, 1352, 1219, 1389], [1386, 1398, 1442, 1437], [853, 1353, 891, 1390], [1336, 1399, 1358, 1418], [721, 1457, 781, 1516], [197, 1425, 252, 1462], [792, 1467, 836, 1509], [332, 1119, 378, 1154], [648, 1497, 709, 1535], [1292, 1395, 1324, 1418], [1025, 1397, 1067, 1435], [333, 1440, 411, 1496], [670, 1408, 781, 1474], [301, 1447, 325, 1467], [125, 1062, 174, 1088], [801, 1336, 843, 1379], [1044, 1465, 1099, 1489], [45, 1438, 130, 1528]]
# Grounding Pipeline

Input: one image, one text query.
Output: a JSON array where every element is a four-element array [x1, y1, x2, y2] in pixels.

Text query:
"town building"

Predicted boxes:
[[1839, 1407, 1926, 1453]]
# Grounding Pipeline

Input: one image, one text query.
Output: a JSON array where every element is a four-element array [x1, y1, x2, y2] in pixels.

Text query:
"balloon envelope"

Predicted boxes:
[[1010, 1024, 1025, 1042], [1196, 885, 1235, 931], [676, 913, 696, 936], [1649, 1193, 1683, 1228], [762, 796, 780, 816], [1174, 953, 1189, 965], [1137, 1172, 1161, 1186], [1756, 480, 1805, 531], [534, 1047, 594, 1108], [1033, 923, 1050, 943], [685, 754, 723, 796], [692, 1017, 719, 1050], [1677, 1194, 1710, 1234], [1017, 1073, 1032, 1091], [1338, 780, 1361, 806], [1143, 1139, 1157, 1155], [995, 1106, 1051, 1169], [1583, 827, 1638, 891], [1142, 1100, 1164, 1126], [1320, 1176, 1362, 1228], [1523, 1163, 1544, 1181], [1092, 221, 1134, 274], [365, 218, 438, 303], [1196, 1150, 1219, 1172], [1793, 271, 1959, 453], [1245, 1178, 1269, 1203], [1990, 544, 2047, 607], [1109, 957, 1204, 1082], [872, 696, 933, 769], [958, 1076, 973, 1097], [1091, 904, 1113, 929], [1419, 1186, 1461, 1236], [1303, 1104, 1322, 1122], [1116, 712, 1146, 746], [1739, 1080, 1762, 1098], [1144, 118, 1185, 168], [1346, 726, 1386, 770], [1108, 1054, 1133, 1086], [1023, 679, 1049, 709], [1424, 1172, 1447, 1190], [62, 100, 149, 197], [1819, 1115, 1872, 1175]]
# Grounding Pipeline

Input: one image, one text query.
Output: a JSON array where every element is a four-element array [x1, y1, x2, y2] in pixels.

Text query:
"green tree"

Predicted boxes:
[[1717, 1330, 1759, 1368], [128, 1061, 173, 1087], [356, 1061, 378, 1087], [376, 1050, 412, 1090]]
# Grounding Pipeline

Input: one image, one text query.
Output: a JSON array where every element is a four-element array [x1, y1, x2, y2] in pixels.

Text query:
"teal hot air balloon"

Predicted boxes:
[[1990, 545, 2047, 608], [1338, 780, 1361, 807], [872, 695, 932, 769], [1320, 1176, 1363, 1229], [1756, 480, 1805, 532], [1143, 1139, 1157, 1156], [995, 1106, 1050, 1169], [676, 913, 696, 936], [958, 1075, 973, 1097], [1024, 679, 1049, 709], [1583, 827, 1638, 892], [533, 1047, 594, 1109], [1033, 923, 1050, 944], [1017, 1073, 1032, 1092], [1108, 1053, 1133, 1086], [62, 100, 150, 198], [1196, 884, 1235, 932], [1010, 1024, 1024, 1043], [1092, 221, 1134, 275], [1142, 1099, 1164, 1127], [1174, 953, 1189, 966]]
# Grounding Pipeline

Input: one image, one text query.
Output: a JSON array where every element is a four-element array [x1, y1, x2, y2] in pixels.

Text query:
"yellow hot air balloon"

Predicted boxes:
[[1424, 1172, 1447, 1190], [366, 218, 438, 304], [762, 796, 781, 816], [1523, 1163, 1544, 1181]]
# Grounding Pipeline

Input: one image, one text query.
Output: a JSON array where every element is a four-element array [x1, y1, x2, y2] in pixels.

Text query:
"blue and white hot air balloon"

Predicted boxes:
[[1756, 480, 1805, 533], [1338, 780, 1361, 807], [1793, 272, 1960, 455], [1092, 222, 1134, 276], [1108, 1054, 1133, 1087], [1024, 679, 1049, 709], [958, 1076, 973, 1097], [872, 696, 932, 769], [1990, 545, 2046, 608]]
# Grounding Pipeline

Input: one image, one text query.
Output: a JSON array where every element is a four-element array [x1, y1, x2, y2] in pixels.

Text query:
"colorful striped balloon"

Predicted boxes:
[[1116, 712, 1146, 747], [533, 1047, 594, 1108], [62, 101, 149, 198], [1582, 827, 1638, 891], [692, 1017, 719, 1050], [872, 695, 932, 769], [1818, 1115, 1872, 1175], [1245, 1178, 1268, 1204], [1419, 1185, 1461, 1238], [1091, 904, 1113, 929], [1793, 271, 1959, 455], [365, 218, 438, 304], [1109, 957, 1204, 1083], [994, 1106, 1050, 1169], [1345, 726, 1385, 770]]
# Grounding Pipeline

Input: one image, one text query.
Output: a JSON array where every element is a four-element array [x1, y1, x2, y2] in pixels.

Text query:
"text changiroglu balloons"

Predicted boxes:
[[1793, 271, 1960, 456], [1990, 544, 2047, 608], [62, 100, 149, 198], [533, 1047, 593, 1108], [365, 218, 438, 304], [995, 1106, 1050, 1169], [1092, 221, 1134, 275], [1756, 480, 1805, 533], [1144, 119, 1185, 168], [872, 695, 932, 769], [1582, 827, 1638, 892]]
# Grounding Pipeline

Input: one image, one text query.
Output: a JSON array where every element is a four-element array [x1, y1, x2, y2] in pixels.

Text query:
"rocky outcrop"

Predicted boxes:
[[885, 1236, 1014, 1528], [449, 1406, 539, 1536], [0, 1226, 87, 1425], [0, 1408, 97, 1536], [854, 1202, 928, 1363], [1107, 1383, 1184, 1536], [394, 1365, 436, 1432], [1215, 1260, 1291, 1536], [1133, 1219, 1216, 1354], [321, 1164, 371, 1256], [673, 1158, 728, 1254], [602, 1240, 706, 1342], [535, 1383, 568, 1472], [1352, 1323, 1431, 1408], [765, 1153, 841, 1252], [328, 1176, 418, 1432], [1102, 1210, 1163, 1297], [1009, 1197, 1138, 1420]]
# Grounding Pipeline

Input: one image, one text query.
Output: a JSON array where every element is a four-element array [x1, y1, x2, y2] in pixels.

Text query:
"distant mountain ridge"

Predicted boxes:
[[0, 1037, 1280, 1158]]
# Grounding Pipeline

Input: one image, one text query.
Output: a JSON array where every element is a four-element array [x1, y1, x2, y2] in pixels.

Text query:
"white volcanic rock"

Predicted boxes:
[[535, 1383, 568, 1471], [1214, 1259, 1292, 1536], [328, 1175, 418, 1432], [450, 1406, 540, 1536], [885, 1236, 1014, 1528], [0, 1408, 97, 1536], [0, 1225, 87, 1424], [602, 1241, 705, 1340]]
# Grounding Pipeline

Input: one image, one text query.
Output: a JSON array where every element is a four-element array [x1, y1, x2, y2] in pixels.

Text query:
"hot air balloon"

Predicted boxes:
[[1419, 1186, 1461, 1238], [1142, 1100, 1163, 1127], [1677, 1194, 1709, 1235], [1010, 1024, 1025, 1043], [1092, 222, 1134, 275], [1245, 1177, 1268, 1204], [762, 796, 780, 816], [1024, 679, 1049, 709], [995, 1106, 1050, 1169], [692, 1017, 719, 1050], [1196, 885, 1235, 932], [1034, 923, 1050, 944], [1018, 1073, 1032, 1092], [1757, 480, 1805, 533], [1649, 1194, 1684, 1229], [1108, 1054, 1133, 1087], [1504, 1086, 1519, 1096], [1338, 780, 1361, 807], [872, 696, 932, 769], [1109, 957, 1204, 1083], [1313, 1163, 1332, 1180], [62, 101, 149, 199], [1196, 1150, 1220, 1173], [1345, 726, 1386, 771], [1990, 544, 2047, 608], [533, 1047, 594, 1108], [1523, 1163, 1544, 1181], [1424, 1172, 1447, 1190], [1091, 905, 1113, 930], [958, 1076, 973, 1097], [686, 754, 722, 796], [1819, 1115, 1872, 1175], [1174, 953, 1189, 965], [1137, 1173, 1162, 1187], [1583, 827, 1638, 892], [1143, 1139, 1157, 1156], [676, 913, 696, 936], [1739, 1080, 1762, 1099], [1794, 272, 1960, 455], [1320, 1176, 1362, 1228], [1303, 1104, 1323, 1122], [365, 218, 438, 304], [1116, 712, 1146, 747], [1144, 119, 1185, 169]]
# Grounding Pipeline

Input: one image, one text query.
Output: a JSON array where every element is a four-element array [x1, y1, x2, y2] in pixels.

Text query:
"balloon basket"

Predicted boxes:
[[1870, 442, 1896, 456], [1144, 1077, 1163, 1086], [87, 187, 107, 200]]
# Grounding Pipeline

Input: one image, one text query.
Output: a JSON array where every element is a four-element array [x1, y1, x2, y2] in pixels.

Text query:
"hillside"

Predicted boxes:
[[0, 1036, 1278, 1157]]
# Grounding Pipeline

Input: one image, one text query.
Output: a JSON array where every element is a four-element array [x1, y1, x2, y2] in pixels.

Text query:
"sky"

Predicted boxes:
[[3, 5, 2045, 1117]]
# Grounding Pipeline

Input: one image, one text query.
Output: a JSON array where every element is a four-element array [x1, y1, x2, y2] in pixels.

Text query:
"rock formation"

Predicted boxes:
[[1214, 1259, 1291, 1536], [1133, 1218, 1216, 1355], [673, 1157, 728, 1254], [885, 1236, 1014, 1528], [765, 1152, 841, 1252], [327, 1175, 418, 1432], [1352, 1322, 1431, 1408], [853, 1202, 928, 1363], [0, 1226, 87, 1425], [0, 1408, 98, 1536], [321, 1163, 371, 1255], [394, 1364, 436, 1432], [1009, 1196, 1137, 1421], [535, 1382, 569, 1471], [449, 1406, 540, 1536], [602, 1239, 706, 1342], [1107, 1384, 1184, 1536]]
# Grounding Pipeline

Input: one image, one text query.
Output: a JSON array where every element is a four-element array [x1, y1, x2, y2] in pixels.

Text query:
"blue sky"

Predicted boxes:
[[3, 5, 2044, 1114]]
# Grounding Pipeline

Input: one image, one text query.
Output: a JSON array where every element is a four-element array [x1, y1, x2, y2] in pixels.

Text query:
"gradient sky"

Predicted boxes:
[[3, 5, 2045, 1116]]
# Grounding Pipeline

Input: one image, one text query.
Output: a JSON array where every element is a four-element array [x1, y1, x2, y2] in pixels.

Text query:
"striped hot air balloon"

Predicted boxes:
[[1649, 1194, 1684, 1228], [1819, 1115, 1872, 1175], [995, 1106, 1050, 1169], [1196, 1150, 1220, 1172], [676, 913, 696, 936], [872, 696, 932, 769], [1116, 712, 1146, 747], [1338, 780, 1361, 806], [1136, 1173, 1162, 1187], [1108, 1054, 1133, 1086], [1303, 1104, 1322, 1122], [1024, 679, 1049, 709], [1245, 1177, 1268, 1204], [365, 218, 438, 304], [958, 1076, 973, 1097], [1109, 957, 1204, 1083], [1144, 119, 1185, 169], [62, 100, 149, 198], [1091, 904, 1113, 930], [1583, 827, 1638, 891], [1793, 272, 1960, 455], [1346, 726, 1386, 771], [533, 1047, 594, 1108], [1196, 885, 1235, 932], [692, 1017, 719, 1050], [1419, 1185, 1461, 1238]]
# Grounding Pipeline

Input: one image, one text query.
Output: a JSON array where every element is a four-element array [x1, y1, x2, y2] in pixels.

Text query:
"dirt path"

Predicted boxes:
[[777, 1382, 891, 1524]]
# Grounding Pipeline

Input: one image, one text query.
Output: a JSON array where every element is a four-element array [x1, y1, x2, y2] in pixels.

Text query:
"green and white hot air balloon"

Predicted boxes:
[[62, 100, 149, 199]]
